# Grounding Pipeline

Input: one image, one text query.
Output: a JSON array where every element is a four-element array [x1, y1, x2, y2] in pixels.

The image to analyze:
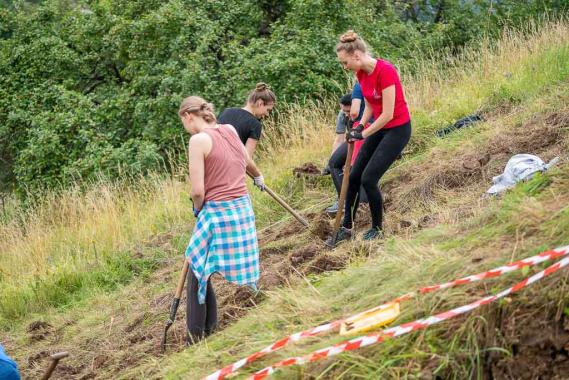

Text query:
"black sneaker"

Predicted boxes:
[[324, 227, 352, 247], [362, 227, 384, 241]]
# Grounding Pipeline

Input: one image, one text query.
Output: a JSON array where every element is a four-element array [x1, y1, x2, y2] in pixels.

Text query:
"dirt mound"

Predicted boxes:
[[293, 162, 321, 177], [353, 204, 373, 230], [304, 253, 348, 275], [288, 244, 319, 265], [27, 320, 52, 332], [274, 219, 304, 240], [27, 350, 50, 366], [483, 294, 569, 379], [309, 214, 333, 240], [259, 272, 285, 288], [386, 110, 567, 212], [27, 321, 53, 342]]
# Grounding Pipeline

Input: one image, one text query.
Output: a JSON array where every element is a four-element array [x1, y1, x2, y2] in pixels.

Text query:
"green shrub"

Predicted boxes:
[[0, 0, 566, 195]]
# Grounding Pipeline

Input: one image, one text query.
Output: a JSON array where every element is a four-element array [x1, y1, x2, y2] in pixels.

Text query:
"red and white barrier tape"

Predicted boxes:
[[204, 245, 569, 380]]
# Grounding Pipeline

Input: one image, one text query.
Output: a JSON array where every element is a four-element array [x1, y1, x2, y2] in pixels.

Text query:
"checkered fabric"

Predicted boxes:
[[185, 195, 259, 304]]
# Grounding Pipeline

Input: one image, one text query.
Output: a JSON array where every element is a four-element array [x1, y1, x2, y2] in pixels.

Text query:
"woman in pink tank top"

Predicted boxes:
[[178, 96, 265, 344]]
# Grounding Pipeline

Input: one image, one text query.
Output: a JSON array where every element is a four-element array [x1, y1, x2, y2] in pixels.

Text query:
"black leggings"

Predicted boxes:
[[328, 142, 348, 195], [186, 270, 217, 343], [343, 122, 411, 230], [328, 142, 369, 203]]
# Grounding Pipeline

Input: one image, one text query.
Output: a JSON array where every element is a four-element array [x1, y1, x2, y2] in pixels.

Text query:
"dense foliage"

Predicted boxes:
[[0, 0, 566, 195]]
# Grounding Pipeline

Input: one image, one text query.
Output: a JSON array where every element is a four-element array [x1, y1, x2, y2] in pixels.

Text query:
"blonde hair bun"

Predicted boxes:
[[340, 30, 358, 43], [200, 102, 214, 112], [336, 30, 367, 54], [178, 96, 217, 123]]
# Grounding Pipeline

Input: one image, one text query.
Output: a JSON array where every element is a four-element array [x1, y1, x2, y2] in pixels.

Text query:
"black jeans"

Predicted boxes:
[[328, 142, 369, 203], [186, 270, 217, 343], [343, 121, 411, 230]]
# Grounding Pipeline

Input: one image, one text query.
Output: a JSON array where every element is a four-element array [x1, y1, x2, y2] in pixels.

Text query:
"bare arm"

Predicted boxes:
[[188, 133, 212, 210], [245, 148, 262, 178], [358, 98, 374, 127], [332, 133, 345, 152], [362, 85, 395, 138], [245, 138, 258, 159], [350, 98, 362, 121]]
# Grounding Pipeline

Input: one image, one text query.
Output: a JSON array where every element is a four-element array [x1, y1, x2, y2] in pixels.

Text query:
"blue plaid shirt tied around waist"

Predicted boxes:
[[185, 195, 259, 304]]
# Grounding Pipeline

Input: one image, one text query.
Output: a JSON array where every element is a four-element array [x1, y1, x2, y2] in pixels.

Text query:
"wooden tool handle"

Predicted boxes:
[[247, 172, 309, 227], [175, 260, 189, 299], [262, 185, 309, 227], [41, 352, 69, 380]]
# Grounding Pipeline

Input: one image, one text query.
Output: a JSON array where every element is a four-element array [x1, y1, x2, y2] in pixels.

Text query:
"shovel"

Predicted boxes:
[[160, 260, 189, 353], [325, 142, 354, 248], [41, 351, 68, 380]]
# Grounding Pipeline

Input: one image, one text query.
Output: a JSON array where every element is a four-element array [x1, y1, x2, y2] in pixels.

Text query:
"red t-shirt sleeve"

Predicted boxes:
[[378, 64, 398, 91]]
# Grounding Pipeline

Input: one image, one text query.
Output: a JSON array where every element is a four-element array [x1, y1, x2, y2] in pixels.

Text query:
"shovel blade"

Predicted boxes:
[[340, 302, 400, 336]]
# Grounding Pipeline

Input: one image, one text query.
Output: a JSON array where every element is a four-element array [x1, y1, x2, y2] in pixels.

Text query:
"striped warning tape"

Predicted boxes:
[[204, 245, 569, 380]]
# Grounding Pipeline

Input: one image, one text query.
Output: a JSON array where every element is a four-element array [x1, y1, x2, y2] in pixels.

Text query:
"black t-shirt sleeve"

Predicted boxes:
[[249, 119, 262, 141]]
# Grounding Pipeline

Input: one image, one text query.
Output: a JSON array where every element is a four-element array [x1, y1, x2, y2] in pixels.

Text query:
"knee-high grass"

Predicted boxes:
[[1, 17, 568, 329]]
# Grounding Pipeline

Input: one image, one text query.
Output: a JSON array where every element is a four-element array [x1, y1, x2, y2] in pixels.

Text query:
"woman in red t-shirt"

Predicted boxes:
[[332, 30, 411, 242]]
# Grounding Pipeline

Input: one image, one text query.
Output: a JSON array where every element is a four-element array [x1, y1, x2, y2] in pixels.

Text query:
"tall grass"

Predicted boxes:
[[153, 160, 569, 379], [2, 18, 568, 329], [0, 174, 192, 323], [150, 18, 569, 378], [0, 104, 334, 326], [405, 17, 569, 151]]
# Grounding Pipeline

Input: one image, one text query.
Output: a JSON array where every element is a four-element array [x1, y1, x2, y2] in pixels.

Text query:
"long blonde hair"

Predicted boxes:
[[178, 96, 216, 123], [336, 30, 368, 55]]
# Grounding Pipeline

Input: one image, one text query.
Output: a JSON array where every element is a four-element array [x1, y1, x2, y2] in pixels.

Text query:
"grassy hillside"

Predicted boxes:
[[2, 19, 569, 380], [152, 20, 569, 380]]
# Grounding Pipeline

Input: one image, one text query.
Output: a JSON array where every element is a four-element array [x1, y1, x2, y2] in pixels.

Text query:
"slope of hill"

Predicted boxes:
[[2, 19, 569, 380]]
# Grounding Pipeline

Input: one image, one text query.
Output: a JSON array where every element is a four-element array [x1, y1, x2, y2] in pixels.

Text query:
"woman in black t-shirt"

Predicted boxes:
[[218, 83, 277, 159]]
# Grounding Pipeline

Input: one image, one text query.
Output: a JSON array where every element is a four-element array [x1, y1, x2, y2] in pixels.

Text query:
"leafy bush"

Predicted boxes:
[[0, 0, 566, 195]]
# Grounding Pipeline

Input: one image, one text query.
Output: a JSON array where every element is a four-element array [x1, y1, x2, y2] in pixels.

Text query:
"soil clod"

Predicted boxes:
[[293, 162, 321, 177], [309, 214, 333, 240], [27, 321, 53, 341], [289, 245, 318, 265], [305, 253, 348, 275]]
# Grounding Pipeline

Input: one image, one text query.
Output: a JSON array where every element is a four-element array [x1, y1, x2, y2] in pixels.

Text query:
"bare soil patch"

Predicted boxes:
[[27, 321, 53, 342], [15, 211, 342, 379], [381, 110, 567, 225], [293, 162, 321, 177], [483, 290, 569, 379]]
